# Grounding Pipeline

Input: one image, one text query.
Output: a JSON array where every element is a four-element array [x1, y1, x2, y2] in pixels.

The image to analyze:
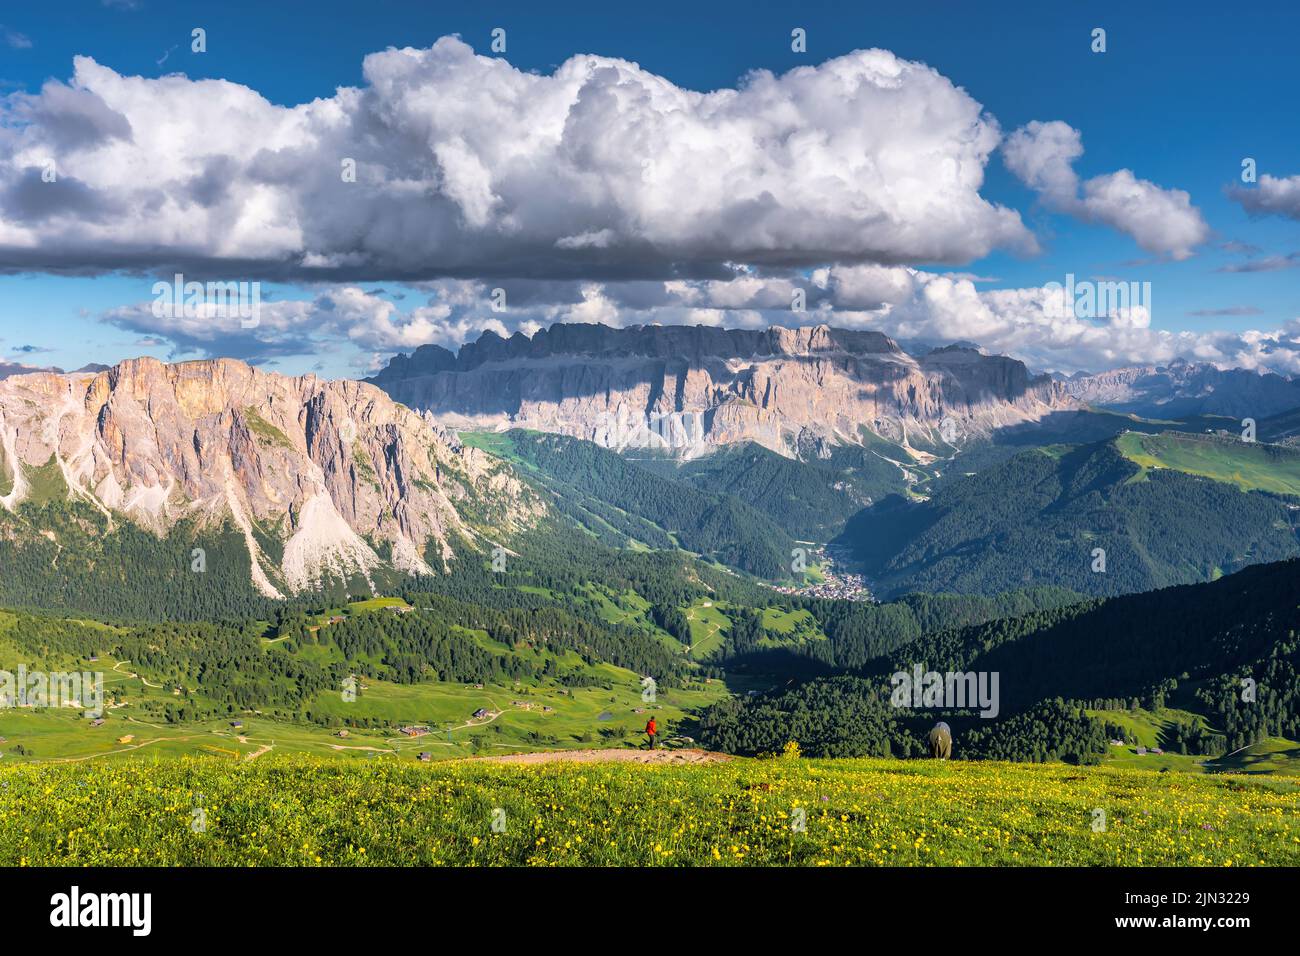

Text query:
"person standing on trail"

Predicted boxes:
[[928, 721, 952, 759], [645, 717, 657, 750]]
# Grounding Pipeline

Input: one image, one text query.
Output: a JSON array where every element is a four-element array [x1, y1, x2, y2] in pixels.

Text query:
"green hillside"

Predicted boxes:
[[842, 436, 1300, 599], [1116, 430, 1300, 494], [640, 440, 907, 540], [0, 589, 726, 764], [702, 558, 1300, 763], [462, 430, 796, 578]]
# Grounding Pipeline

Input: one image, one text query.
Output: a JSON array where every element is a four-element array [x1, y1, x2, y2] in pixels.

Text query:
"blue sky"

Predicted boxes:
[[0, 0, 1297, 378]]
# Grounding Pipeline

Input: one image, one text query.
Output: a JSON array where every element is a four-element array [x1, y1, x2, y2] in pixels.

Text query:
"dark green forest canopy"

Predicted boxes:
[[469, 430, 798, 578], [840, 439, 1300, 599], [700, 559, 1300, 760]]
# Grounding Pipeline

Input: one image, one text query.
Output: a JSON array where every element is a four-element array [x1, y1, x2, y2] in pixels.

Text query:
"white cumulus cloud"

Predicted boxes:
[[0, 38, 1036, 281], [1003, 120, 1210, 260]]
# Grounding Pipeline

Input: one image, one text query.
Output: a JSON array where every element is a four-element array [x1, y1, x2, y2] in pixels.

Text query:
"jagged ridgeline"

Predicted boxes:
[[0, 358, 543, 618], [366, 322, 1076, 459]]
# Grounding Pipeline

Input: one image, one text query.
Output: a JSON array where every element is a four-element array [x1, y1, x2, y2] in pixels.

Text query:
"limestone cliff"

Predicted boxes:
[[369, 323, 1078, 458], [0, 358, 541, 596]]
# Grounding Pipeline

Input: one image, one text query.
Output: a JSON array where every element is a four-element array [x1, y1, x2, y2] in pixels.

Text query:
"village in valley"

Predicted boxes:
[[765, 544, 874, 603]]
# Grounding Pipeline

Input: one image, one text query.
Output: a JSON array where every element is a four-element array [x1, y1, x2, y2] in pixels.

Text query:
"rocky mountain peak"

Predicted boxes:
[[369, 321, 1077, 458], [0, 357, 541, 596], [1062, 361, 1300, 418]]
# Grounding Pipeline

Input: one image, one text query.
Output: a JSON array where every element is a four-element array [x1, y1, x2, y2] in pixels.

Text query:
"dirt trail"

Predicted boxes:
[[109, 660, 162, 689], [476, 748, 729, 766], [244, 743, 274, 761], [47, 734, 204, 762], [684, 607, 722, 655]]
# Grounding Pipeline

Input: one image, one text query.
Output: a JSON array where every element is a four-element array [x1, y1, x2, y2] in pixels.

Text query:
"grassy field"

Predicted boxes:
[[1089, 705, 1217, 747], [758, 607, 827, 647], [0, 663, 729, 764], [0, 591, 735, 764], [1116, 430, 1300, 495], [1, 753, 1296, 866], [683, 599, 730, 657], [1209, 737, 1300, 775], [1087, 706, 1300, 776]]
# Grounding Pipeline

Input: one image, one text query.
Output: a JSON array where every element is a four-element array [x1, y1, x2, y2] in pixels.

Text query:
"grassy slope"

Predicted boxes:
[[463, 430, 793, 576], [1116, 430, 1300, 495], [678, 600, 828, 661], [1083, 706, 1283, 775], [846, 436, 1300, 599], [0, 668, 728, 764], [0, 596, 728, 763], [683, 599, 731, 658], [2, 754, 1296, 866], [1088, 706, 1217, 749], [1211, 737, 1300, 775]]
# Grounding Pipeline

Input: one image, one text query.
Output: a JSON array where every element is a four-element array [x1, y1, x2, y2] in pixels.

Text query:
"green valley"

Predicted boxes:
[[841, 433, 1300, 599]]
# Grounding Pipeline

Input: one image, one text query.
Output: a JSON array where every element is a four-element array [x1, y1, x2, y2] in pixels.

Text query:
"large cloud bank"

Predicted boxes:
[[1, 38, 1036, 280]]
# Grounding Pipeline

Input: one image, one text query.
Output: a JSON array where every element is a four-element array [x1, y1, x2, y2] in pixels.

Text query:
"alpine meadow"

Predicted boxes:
[[0, 0, 1298, 938]]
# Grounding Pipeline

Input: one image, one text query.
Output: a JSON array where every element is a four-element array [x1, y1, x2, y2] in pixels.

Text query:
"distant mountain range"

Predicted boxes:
[[0, 361, 108, 379], [4, 323, 1300, 609], [371, 323, 1300, 460], [4, 324, 1296, 781], [368, 323, 1077, 459], [1060, 359, 1300, 419]]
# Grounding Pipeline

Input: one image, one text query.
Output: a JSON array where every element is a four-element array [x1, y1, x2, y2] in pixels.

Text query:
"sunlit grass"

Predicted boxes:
[[2, 754, 1296, 866]]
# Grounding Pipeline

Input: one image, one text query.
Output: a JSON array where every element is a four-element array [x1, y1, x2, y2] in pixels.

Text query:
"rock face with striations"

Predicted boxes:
[[368, 323, 1077, 458], [0, 358, 541, 596]]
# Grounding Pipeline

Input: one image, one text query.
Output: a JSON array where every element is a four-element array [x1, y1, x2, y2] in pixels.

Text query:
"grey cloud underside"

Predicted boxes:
[[1229, 175, 1300, 221], [1, 169, 129, 224], [0, 39, 1033, 281], [0, 245, 742, 283]]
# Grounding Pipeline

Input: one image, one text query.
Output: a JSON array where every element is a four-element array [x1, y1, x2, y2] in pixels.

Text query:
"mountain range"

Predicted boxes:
[[1059, 359, 1300, 419], [369, 323, 1300, 460], [1, 321, 1299, 780], [841, 434, 1300, 599], [367, 323, 1076, 459], [3, 322, 1300, 608]]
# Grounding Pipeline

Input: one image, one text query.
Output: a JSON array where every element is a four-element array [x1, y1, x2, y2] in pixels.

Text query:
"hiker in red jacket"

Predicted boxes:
[[645, 717, 657, 750]]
